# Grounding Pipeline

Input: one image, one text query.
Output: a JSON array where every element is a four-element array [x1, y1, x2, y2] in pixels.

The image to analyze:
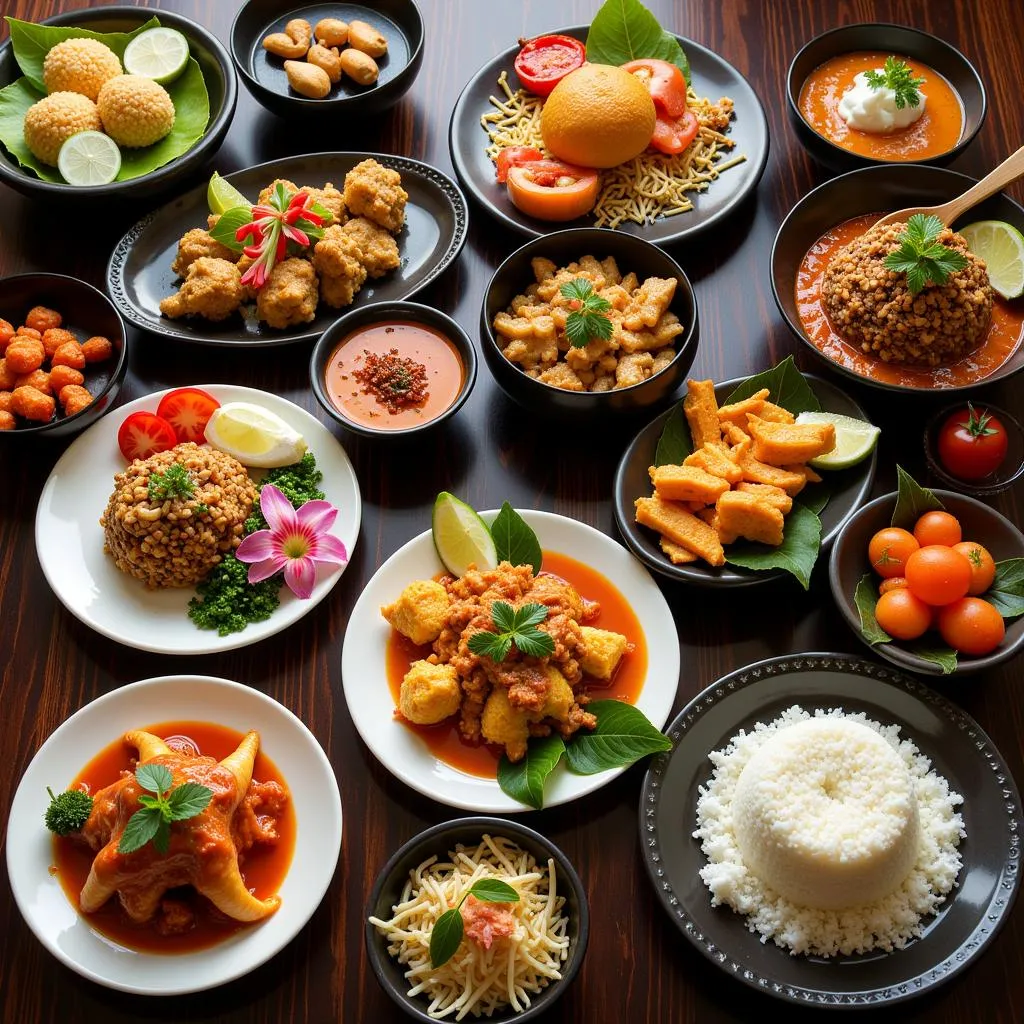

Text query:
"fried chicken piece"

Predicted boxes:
[[160, 257, 245, 322], [301, 182, 347, 225], [312, 226, 368, 308], [171, 228, 238, 277], [343, 158, 407, 233], [256, 258, 318, 329], [341, 217, 401, 278], [257, 178, 299, 206]]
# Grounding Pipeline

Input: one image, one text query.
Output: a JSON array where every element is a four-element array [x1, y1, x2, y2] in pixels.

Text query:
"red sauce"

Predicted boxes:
[[385, 551, 649, 778], [796, 213, 1024, 389], [324, 321, 464, 430], [53, 721, 295, 955]]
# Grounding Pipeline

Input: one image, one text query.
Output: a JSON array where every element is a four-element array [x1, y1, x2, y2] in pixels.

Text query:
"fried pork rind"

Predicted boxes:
[[735, 449, 808, 496], [343, 158, 407, 233], [341, 217, 401, 278], [683, 378, 721, 450], [716, 490, 785, 546], [256, 258, 318, 329], [684, 442, 743, 483], [160, 258, 245, 322], [171, 228, 239, 277], [734, 482, 793, 513], [746, 415, 836, 466], [634, 495, 725, 566], [650, 464, 730, 504], [660, 537, 698, 563]]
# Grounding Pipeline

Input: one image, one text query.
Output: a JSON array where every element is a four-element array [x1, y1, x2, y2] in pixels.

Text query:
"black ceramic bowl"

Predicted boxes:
[[365, 816, 589, 1022], [923, 402, 1024, 497], [310, 300, 477, 438], [829, 489, 1024, 677], [231, 0, 424, 120], [0, 7, 236, 202], [0, 273, 127, 439], [771, 164, 1024, 395], [481, 228, 698, 417], [787, 23, 985, 172]]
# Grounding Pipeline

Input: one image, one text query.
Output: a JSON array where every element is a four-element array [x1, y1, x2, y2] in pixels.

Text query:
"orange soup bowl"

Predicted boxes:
[[770, 164, 1024, 396], [786, 23, 985, 173], [310, 300, 477, 438]]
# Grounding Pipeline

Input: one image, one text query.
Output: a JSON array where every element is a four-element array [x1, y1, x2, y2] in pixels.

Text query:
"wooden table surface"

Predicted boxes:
[[2, 1, 1023, 1021]]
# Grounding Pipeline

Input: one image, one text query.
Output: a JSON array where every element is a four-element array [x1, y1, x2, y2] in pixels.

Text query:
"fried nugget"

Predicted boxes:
[[4, 337, 45, 374], [24, 305, 61, 332], [747, 414, 835, 466], [59, 383, 93, 416], [10, 384, 54, 422], [171, 228, 238, 277], [49, 363, 84, 391], [716, 490, 786, 547], [341, 216, 401, 278], [734, 482, 793, 513], [312, 225, 368, 308], [160, 257, 246, 322], [735, 450, 808, 496], [81, 335, 113, 363], [650, 464, 730, 504], [301, 182, 347, 225], [683, 378, 721, 450], [14, 368, 50, 394], [343, 158, 407, 233], [660, 537, 698, 564], [683, 442, 743, 483], [256, 257, 318, 329], [41, 327, 77, 359], [635, 494, 725, 566], [717, 388, 768, 428]]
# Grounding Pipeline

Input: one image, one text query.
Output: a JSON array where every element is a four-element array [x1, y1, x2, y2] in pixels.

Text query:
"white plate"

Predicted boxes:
[[341, 510, 680, 812], [35, 384, 361, 654], [5, 674, 343, 995]]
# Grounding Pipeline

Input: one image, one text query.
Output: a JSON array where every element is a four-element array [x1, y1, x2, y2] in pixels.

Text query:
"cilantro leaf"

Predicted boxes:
[[883, 213, 968, 295], [465, 601, 554, 662], [864, 56, 925, 109], [560, 278, 613, 349], [512, 627, 555, 657], [490, 600, 517, 634]]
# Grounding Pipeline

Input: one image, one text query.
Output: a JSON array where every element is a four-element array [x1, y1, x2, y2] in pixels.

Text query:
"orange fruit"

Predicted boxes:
[[540, 63, 656, 169]]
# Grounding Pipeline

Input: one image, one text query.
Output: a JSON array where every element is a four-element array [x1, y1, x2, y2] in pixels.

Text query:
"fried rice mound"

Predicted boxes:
[[42, 38, 122, 101]]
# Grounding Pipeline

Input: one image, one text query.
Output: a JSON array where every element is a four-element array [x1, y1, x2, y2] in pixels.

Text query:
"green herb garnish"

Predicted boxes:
[[489, 501, 543, 575], [586, 0, 690, 84], [117, 763, 213, 855], [147, 462, 196, 502], [561, 278, 613, 349], [863, 56, 925, 110], [44, 787, 93, 836], [884, 214, 968, 295], [467, 601, 555, 662], [429, 878, 520, 968]]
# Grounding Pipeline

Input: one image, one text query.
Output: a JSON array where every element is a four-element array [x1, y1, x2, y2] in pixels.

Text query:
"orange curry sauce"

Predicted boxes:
[[798, 52, 963, 161], [385, 551, 648, 778], [797, 213, 1024, 389], [53, 721, 296, 954]]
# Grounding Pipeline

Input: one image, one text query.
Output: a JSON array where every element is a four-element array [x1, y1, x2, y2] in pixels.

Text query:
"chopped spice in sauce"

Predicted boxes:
[[352, 346, 430, 413]]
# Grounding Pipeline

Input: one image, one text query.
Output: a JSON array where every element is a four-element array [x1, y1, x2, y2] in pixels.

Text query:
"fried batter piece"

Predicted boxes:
[[300, 182, 346, 225], [341, 217, 401, 277], [160, 258, 245, 322], [256, 258, 318, 329], [171, 228, 238, 277], [257, 178, 299, 206], [343, 158, 407, 232], [312, 225, 368, 308]]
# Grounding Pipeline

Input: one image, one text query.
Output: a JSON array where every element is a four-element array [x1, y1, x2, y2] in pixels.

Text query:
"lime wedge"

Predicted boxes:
[[959, 220, 1024, 300], [432, 492, 498, 576], [204, 402, 307, 468], [57, 131, 121, 186], [795, 411, 880, 470], [206, 171, 251, 216], [123, 26, 190, 84]]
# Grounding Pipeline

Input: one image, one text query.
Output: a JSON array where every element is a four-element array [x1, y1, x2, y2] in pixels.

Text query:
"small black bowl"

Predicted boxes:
[[481, 227, 699, 417], [771, 163, 1024, 395], [231, 0, 424, 120], [786, 23, 986, 172], [0, 273, 127, 439], [0, 7, 236, 201], [365, 816, 589, 1022], [310, 300, 477, 438], [924, 402, 1024, 497]]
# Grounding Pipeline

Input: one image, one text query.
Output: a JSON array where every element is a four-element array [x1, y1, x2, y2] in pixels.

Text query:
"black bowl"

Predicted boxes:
[[365, 816, 589, 1022], [771, 163, 1024, 395], [0, 273, 127, 439], [786, 22, 986, 172], [829, 489, 1024, 676], [481, 227, 699, 417], [231, 0, 424, 120], [310, 300, 477, 438], [0, 7, 236, 201], [923, 402, 1024, 497]]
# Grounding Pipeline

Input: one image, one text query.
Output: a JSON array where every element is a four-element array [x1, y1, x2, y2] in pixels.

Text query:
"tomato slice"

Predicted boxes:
[[156, 386, 221, 443], [513, 34, 586, 96], [622, 58, 688, 118], [506, 164, 600, 222], [117, 411, 179, 462], [495, 146, 545, 184], [650, 111, 700, 155]]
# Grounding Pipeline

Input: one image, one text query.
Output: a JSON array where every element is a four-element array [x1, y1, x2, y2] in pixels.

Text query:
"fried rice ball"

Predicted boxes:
[[343, 158, 407, 233], [43, 38, 122, 101], [97, 75, 175, 148], [23, 92, 102, 166]]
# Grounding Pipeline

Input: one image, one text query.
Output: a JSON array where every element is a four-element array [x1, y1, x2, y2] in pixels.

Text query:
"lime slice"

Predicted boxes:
[[432, 492, 498, 576], [204, 402, 307, 468], [123, 26, 191, 84], [795, 411, 880, 470], [57, 131, 121, 186], [206, 171, 251, 216], [959, 220, 1024, 300]]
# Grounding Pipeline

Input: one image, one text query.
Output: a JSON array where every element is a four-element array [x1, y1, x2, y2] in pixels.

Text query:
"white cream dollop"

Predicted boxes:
[[838, 71, 926, 133]]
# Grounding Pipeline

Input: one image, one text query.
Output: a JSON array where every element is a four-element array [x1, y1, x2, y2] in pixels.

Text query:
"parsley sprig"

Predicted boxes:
[[467, 601, 556, 662], [117, 763, 214, 855], [883, 214, 968, 295], [561, 278, 613, 349], [429, 878, 520, 968], [864, 56, 925, 110], [148, 462, 196, 503]]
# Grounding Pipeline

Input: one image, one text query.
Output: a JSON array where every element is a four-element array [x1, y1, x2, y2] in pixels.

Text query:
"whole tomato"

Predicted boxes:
[[936, 404, 1009, 481]]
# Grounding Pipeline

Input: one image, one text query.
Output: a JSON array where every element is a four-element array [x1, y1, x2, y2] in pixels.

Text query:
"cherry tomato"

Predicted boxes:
[[936, 404, 1009, 481], [874, 588, 932, 640], [912, 510, 962, 548], [649, 111, 700, 155], [879, 576, 908, 595], [905, 544, 972, 606], [621, 58, 688, 117], [156, 386, 221, 444], [867, 527, 919, 579], [513, 34, 586, 96], [936, 597, 1005, 656], [505, 163, 600, 221], [117, 411, 178, 462], [494, 146, 545, 184], [952, 541, 997, 595]]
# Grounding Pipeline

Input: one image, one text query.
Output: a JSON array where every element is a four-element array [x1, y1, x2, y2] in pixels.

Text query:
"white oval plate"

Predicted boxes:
[[341, 510, 680, 812], [5, 674, 342, 995], [35, 384, 361, 654]]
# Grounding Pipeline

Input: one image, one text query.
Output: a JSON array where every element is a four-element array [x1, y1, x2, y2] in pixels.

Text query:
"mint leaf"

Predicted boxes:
[[490, 502, 542, 575], [654, 402, 692, 466], [166, 782, 214, 821], [563, 700, 671, 774], [586, 0, 690, 84], [855, 574, 892, 644], [511, 603, 548, 630], [467, 630, 513, 662], [988, 559, 1024, 619], [429, 907, 464, 968], [891, 466, 944, 528], [497, 735, 566, 809], [512, 627, 555, 658], [117, 807, 161, 854], [136, 762, 173, 796], [725, 503, 822, 589], [469, 878, 519, 903], [723, 355, 821, 414]]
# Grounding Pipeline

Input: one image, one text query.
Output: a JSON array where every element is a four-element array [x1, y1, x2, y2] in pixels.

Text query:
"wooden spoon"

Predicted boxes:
[[873, 143, 1024, 229]]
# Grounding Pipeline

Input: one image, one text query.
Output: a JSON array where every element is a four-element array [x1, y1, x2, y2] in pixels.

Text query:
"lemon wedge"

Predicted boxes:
[[206, 171, 251, 216], [959, 220, 1024, 300], [795, 411, 880, 470], [431, 492, 498, 576], [204, 402, 307, 468]]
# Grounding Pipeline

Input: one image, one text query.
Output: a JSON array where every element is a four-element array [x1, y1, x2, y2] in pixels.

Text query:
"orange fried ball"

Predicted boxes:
[[51, 340, 86, 369], [0, 410, 14, 431], [14, 368, 51, 394], [25, 305, 62, 333], [42, 327, 78, 358], [0, 319, 14, 351], [0, 390, 11, 412], [49, 363, 85, 391], [5, 338, 45, 374], [0, 360, 15, 390], [59, 383, 93, 416], [11, 384, 55, 422], [81, 335, 113, 362]]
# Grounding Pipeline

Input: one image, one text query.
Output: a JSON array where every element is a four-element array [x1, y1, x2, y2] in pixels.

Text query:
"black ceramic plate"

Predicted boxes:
[[106, 152, 468, 347], [640, 652, 1022, 1008], [612, 373, 876, 587], [448, 28, 769, 243]]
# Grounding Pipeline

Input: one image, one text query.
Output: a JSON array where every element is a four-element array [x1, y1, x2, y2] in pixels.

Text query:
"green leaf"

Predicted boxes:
[[165, 782, 214, 821], [723, 355, 821, 414], [891, 466, 944, 528], [0, 78, 52, 180], [908, 645, 958, 674], [988, 559, 1024, 619], [724, 503, 822, 589], [798, 482, 830, 517], [653, 402, 692, 466], [563, 699, 671, 774], [116, 807, 161, 854], [511, 603, 548, 629], [468, 878, 520, 903], [151, 817, 173, 855], [512, 626, 556, 658], [586, 0, 691, 84], [490, 502, 543, 575], [490, 600, 517, 633], [497, 734, 565, 809], [136, 762, 173, 796], [209, 206, 252, 252], [429, 907, 465, 968], [854, 574, 892, 644], [467, 630, 513, 663]]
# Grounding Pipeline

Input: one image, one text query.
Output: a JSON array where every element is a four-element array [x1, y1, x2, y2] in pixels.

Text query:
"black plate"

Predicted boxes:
[[448, 27, 769, 243], [640, 652, 1023, 1008], [612, 373, 876, 587], [106, 152, 468, 347]]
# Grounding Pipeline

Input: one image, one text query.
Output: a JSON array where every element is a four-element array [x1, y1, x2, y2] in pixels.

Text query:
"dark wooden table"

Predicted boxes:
[[2, 1, 1022, 1021]]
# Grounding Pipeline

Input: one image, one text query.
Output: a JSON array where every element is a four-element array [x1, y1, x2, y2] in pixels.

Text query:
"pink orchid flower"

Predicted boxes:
[[234, 484, 348, 600]]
